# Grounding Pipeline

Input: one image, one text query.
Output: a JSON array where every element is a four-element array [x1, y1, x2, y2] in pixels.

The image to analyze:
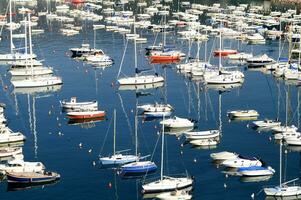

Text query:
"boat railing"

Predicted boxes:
[[115, 149, 132, 154]]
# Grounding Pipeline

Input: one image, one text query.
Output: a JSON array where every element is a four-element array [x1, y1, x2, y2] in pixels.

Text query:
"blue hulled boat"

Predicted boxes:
[[7, 171, 60, 184], [121, 161, 157, 175]]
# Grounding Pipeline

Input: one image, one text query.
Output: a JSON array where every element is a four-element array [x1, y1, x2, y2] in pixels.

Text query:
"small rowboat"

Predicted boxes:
[[7, 171, 60, 184], [67, 110, 106, 119], [60, 97, 97, 111]]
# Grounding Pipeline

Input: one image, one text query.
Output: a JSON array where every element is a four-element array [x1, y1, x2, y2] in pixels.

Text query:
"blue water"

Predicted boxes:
[[0, 0, 301, 200]]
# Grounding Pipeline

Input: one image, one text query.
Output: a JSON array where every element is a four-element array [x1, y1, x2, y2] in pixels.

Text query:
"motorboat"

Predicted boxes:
[[228, 52, 253, 60], [227, 110, 259, 119], [85, 54, 113, 66], [221, 155, 262, 168], [144, 111, 172, 118], [60, 97, 98, 111], [275, 131, 301, 140], [285, 136, 301, 146], [160, 116, 194, 128], [0, 159, 45, 175], [238, 166, 275, 177], [271, 125, 298, 133], [0, 147, 22, 158], [246, 54, 275, 67], [67, 110, 106, 120], [0, 127, 26, 144], [184, 130, 220, 140], [246, 33, 266, 44], [156, 189, 192, 200], [7, 171, 60, 184], [138, 103, 173, 113], [210, 151, 239, 161], [252, 119, 281, 128], [189, 138, 219, 146], [69, 43, 105, 58]]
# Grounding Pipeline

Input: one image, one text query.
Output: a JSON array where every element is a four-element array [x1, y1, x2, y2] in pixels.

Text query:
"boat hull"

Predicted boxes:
[[67, 111, 106, 120]]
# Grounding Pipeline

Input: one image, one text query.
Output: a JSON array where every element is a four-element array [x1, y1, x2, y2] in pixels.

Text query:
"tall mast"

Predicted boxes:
[[219, 29, 222, 72], [24, 15, 27, 67], [280, 139, 282, 186], [113, 109, 116, 155], [160, 116, 165, 181], [9, 0, 13, 54], [134, 17, 137, 76], [28, 13, 33, 74], [163, 15, 166, 46], [135, 109, 138, 156]]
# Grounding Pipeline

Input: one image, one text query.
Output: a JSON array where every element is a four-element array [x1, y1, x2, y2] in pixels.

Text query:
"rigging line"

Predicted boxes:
[[117, 92, 133, 136], [207, 91, 216, 122], [142, 133, 161, 183], [98, 113, 113, 156], [116, 38, 129, 80], [0, 3, 9, 37], [208, 36, 216, 63], [265, 75, 276, 117]]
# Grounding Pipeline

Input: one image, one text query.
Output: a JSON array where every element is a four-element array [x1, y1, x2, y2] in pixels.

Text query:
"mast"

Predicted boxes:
[[134, 17, 137, 77], [113, 109, 116, 155], [28, 13, 33, 73], [9, 0, 13, 54], [160, 115, 165, 181], [219, 28, 222, 73], [280, 139, 282, 186], [24, 15, 28, 67], [135, 95, 138, 156], [163, 15, 166, 46]]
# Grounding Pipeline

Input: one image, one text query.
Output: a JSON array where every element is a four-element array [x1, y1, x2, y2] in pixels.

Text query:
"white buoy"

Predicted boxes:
[[193, 158, 197, 163], [79, 143, 82, 148], [225, 174, 228, 178], [88, 149, 92, 153], [58, 131, 62, 136], [246, 124, 249, 128], [251, 193, 255, 199], [92, 161, 96, 166], [224, 183, 227, 188]]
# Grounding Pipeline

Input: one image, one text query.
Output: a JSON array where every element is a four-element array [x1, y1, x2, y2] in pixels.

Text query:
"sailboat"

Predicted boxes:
[[120, 95, 157, 175], [117, 18, 164, 86], [263, 139, 301, 197], [204, 29, 244, 85], [142, 116, 193, 194], [11, 13, 62, 88], [99, 110, 138, 165], [0, 0, 36, 62], [148, 15, 185, 64]]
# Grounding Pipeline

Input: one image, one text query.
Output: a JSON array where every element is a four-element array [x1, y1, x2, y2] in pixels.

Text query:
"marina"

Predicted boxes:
[[1, 0, 301, 199]]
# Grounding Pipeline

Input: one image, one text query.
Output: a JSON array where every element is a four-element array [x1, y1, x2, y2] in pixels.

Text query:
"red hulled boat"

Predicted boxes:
[[67, 110, 106, 119], [214, 49, 238, 57]]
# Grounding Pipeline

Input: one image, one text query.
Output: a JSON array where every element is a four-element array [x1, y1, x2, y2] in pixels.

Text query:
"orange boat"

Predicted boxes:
[[214, 49, 238, 57], [149, 51, 183, 64], [71, 0, 85, 4], [67, 110, 105, 119]]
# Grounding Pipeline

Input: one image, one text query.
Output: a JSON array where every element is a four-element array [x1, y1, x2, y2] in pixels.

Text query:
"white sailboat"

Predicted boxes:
[[0, 0, 36, 62], [117, 18, 164, 86], [142, 116, 193, 194], [120, 102, 157, 175], [11, 13, 62, 88], [99, 110, 138, 165], [204, 29, 244, 84], [263, 140, 301, 197]]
